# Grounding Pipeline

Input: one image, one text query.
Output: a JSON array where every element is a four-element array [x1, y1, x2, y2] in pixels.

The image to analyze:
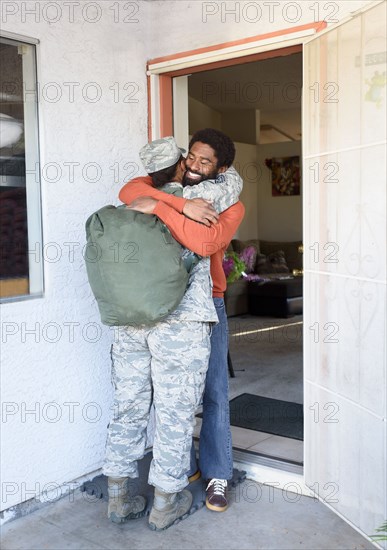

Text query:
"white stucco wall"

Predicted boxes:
[[149, 0, 373, 57], [1, 1, 152, 514], [1, 0, 377, 519]]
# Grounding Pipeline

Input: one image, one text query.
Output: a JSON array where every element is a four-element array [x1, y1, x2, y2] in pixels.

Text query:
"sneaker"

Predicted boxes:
[[205, 478, 228, 512], [188, 469, 201, 483], [149, 488, 193, 531]]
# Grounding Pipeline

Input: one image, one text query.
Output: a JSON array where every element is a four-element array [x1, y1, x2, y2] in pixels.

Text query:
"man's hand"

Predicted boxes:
[[127, 197, 158, 214], [183, 198, 219, 227]]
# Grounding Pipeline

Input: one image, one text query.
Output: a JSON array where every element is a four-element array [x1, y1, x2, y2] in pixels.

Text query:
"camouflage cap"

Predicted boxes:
[[139, 136, 186, 173]]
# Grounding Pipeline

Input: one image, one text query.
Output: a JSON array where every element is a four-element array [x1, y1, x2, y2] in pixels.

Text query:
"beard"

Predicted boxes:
[[182, 167, 219, 187]]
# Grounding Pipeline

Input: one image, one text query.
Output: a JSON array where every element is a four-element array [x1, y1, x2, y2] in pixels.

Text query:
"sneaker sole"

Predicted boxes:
[[148, 503, 201, 531], [205, 499, 228, 513], [188, 470, 201, 483]]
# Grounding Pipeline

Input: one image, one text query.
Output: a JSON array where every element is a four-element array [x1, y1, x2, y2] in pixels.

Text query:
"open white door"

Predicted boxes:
[[303, 0, 386, 541]]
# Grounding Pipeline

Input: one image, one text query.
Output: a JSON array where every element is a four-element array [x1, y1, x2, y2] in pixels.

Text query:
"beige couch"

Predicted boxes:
[[224, 238, 303, 317]]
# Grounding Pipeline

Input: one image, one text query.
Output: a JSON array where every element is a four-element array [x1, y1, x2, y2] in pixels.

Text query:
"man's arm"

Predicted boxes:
[[119, 176, 218, 225], [119, 176, 187, 213], [152, 200, 245, 257]]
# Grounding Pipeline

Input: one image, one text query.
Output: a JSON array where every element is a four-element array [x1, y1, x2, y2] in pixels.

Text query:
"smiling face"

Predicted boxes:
[[183, 141, 226, 186]]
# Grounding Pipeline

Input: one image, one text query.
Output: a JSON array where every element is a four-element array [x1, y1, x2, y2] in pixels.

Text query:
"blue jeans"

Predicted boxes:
[[190, 297, 233, 480]]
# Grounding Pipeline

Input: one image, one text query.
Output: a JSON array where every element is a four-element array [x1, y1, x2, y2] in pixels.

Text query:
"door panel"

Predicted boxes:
[[303, 0, 386, 539]]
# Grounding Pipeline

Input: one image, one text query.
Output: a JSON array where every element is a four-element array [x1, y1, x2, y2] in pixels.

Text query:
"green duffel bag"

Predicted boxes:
[[84, 204, 197, 326]]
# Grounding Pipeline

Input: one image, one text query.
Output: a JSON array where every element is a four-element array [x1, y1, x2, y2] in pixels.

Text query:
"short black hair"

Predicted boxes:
[[189, 128, 235, 168], [149, 155, 183, 188]]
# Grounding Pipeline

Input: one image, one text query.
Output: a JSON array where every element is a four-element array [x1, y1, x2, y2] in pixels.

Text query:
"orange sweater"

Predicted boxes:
[[119, 177, 245, 297]]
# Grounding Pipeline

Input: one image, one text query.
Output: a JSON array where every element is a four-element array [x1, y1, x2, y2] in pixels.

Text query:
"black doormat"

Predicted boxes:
[[228, 393, 303, 440], [81, 451, 246, 517]]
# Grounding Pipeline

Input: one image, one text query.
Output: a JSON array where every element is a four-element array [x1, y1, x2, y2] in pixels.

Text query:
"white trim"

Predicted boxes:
[[149, 75, 160, 141], [22, 44, 44, 296], [0, 30, 39, 44], [233, 459, 313, 498], [147, 0, 384, 76], [147, 29, 316, 75], [172, 76, 189, 151]]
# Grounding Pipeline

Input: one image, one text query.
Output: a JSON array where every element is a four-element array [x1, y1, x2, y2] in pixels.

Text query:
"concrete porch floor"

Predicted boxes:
[[0, 314, 377, 549], [1, 480, 374, 550]]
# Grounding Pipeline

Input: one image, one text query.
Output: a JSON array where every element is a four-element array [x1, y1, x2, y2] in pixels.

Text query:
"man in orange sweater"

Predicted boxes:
[[120, 128, 245, 513]]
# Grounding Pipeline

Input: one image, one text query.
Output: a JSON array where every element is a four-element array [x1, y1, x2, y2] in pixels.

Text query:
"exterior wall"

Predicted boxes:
[[149, 1, 372, 56], [1, 1, 151, 515]]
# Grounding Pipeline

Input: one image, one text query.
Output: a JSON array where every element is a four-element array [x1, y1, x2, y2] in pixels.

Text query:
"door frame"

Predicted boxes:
[[146, 22, 326, 497], [146, 22, 326, 140]]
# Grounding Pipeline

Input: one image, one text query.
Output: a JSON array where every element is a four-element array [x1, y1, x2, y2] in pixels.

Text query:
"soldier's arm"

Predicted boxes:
[[183, 166, 243, 214], [152, 200, 245, 257]]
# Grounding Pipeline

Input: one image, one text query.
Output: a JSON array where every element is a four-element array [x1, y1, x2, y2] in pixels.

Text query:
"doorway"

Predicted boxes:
[[147, 4, 387, 538], [185, 52, 304, 469]]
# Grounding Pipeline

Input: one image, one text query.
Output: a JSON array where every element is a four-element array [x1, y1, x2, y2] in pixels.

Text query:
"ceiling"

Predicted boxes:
[[188, 52, 302, 142]]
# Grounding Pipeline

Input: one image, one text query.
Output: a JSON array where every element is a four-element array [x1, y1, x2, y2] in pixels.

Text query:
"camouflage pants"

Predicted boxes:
[[103, 319, 211, 493]]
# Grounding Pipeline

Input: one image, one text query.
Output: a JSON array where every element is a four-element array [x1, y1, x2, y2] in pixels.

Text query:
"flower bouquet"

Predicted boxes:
[[222, 252, 246, 283], [239, 246, 256, 273]]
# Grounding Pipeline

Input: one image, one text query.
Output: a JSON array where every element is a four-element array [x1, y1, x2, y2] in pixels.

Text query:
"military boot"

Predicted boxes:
[[148, 488, 193, 531], [107, 476, 147, 524]]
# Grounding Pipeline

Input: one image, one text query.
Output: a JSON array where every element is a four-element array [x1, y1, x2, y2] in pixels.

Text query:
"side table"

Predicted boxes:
[[248, 277, 303, 318]]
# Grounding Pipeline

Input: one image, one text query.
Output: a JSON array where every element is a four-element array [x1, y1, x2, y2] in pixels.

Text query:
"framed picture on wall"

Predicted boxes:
[[265, 156, 301, 196]]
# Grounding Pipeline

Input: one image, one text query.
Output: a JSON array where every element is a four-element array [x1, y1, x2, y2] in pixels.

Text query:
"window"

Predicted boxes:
[[0, 36, 43, 300]]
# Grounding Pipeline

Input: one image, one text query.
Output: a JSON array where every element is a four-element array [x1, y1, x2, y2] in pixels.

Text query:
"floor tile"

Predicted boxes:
[[230, 426, 273, 449], [248, 435, 304, 463]]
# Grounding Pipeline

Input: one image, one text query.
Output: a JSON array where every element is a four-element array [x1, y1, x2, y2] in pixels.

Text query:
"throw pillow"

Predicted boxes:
[[255, 253, 270, 274], [259, 240, 303, 271], [231, 238, 260, 255], [269, 250, 290, 273], [255, 250, 290, 274]]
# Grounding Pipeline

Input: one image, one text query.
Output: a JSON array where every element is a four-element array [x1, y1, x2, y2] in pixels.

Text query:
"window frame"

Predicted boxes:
[[0, 33, 44, 303]]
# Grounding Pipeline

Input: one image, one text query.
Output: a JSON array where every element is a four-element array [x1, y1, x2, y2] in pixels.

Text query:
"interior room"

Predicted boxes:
[[188, 52, 304, 468]]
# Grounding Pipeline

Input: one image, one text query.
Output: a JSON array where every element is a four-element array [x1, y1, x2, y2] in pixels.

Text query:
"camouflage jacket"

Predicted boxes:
[[167, 166, 243, 323]]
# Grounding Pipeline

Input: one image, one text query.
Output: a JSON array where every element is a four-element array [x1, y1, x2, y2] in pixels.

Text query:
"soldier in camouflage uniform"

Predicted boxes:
[[103, 137, 242, 530]]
